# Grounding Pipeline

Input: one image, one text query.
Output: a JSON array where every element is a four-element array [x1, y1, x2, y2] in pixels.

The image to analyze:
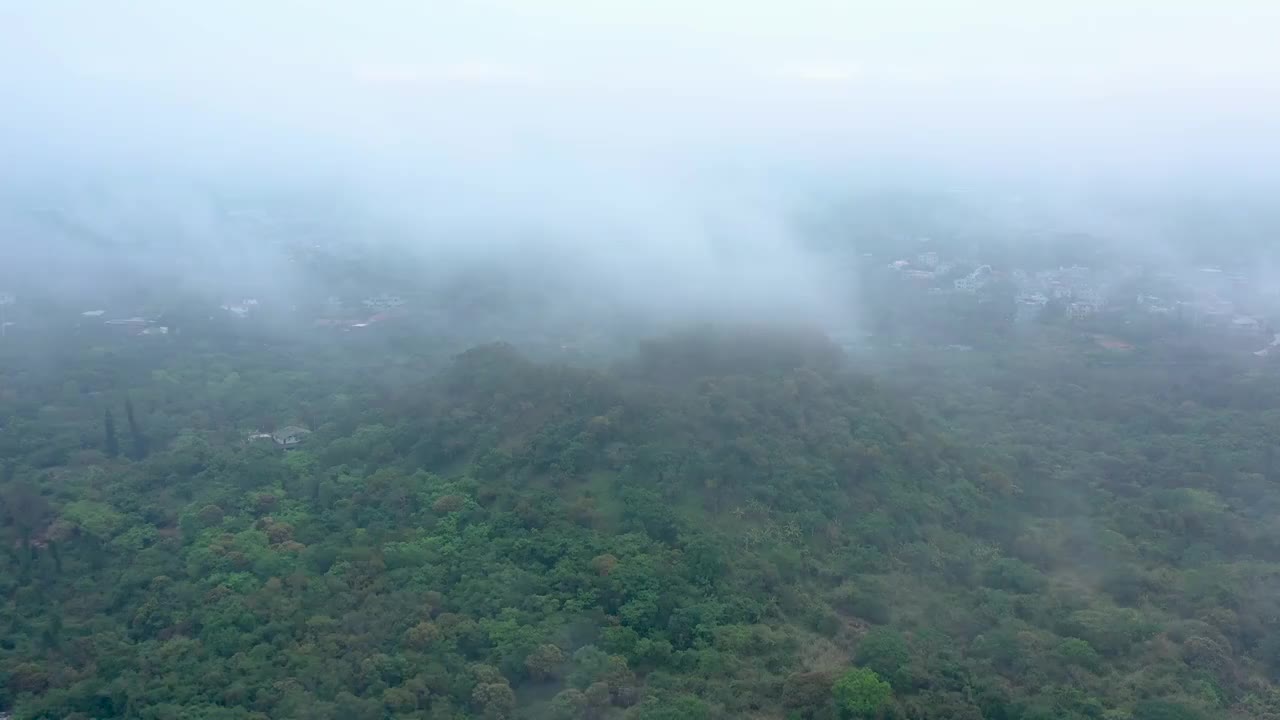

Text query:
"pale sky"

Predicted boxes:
[[3, 1, 1280, 181], [3, 1, 1279, 317]]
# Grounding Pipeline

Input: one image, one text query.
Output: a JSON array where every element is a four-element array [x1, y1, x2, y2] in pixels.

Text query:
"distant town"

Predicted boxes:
[[876, 240, 1280, 356], [2, 226, 1278, 363]]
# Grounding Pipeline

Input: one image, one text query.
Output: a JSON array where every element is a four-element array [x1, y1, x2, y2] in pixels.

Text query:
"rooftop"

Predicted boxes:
[[272, 426, 312, 445]]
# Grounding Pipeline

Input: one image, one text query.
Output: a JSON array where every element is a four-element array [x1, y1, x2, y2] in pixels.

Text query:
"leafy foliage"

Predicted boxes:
[[832, 668, 892, 719], [2, 324, 1279, 719]]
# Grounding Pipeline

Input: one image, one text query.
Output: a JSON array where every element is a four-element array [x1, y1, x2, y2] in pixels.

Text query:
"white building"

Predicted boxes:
[[363, 294, 406, 312], [1015, 293, 1048, 323], [1074, 287, 1104, 308], [1231, 316, 1262, 335], [1066, 302, 1097, 320], [954, 265, 992, 293], [272, 426, 312, 448], [221, 299, 259, 318]]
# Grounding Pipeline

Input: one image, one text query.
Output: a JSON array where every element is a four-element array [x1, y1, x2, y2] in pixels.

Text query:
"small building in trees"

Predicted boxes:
[[954, 265, 992, 293], [271, 426, 312, 448]]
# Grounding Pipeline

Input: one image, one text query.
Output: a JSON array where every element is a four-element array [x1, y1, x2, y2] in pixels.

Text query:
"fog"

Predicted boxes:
[[4, 1, 1280, 328], [10, 8, 1280, 719]]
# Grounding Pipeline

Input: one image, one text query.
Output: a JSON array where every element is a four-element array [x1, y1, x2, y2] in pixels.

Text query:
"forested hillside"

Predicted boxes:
[[4, 326, 1280, 719]]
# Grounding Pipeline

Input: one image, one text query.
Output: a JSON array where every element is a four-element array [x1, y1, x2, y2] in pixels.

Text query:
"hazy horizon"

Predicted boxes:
[[6, 2, 1280, 176], [4, 1, 1280, 325]]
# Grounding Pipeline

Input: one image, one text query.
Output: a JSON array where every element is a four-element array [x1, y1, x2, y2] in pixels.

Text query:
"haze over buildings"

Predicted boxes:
[[2, 2, 1280, 330]]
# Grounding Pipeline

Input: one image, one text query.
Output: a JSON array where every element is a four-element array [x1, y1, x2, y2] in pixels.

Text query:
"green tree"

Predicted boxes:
[[833, 668, 892, 719], [1055, 638, 1101, 672], [628, 694, 710, 720], [125, 396, 148, 460], [783, 671, 835, 716], [547, 689, 587, 720], [525, 643, 566, 680], [472, 681, 516, 719], [855, 627, 910, 681], [2, 481, 50, 554], [1132, 699, 1205, 720], [104, 408, 119, 457]]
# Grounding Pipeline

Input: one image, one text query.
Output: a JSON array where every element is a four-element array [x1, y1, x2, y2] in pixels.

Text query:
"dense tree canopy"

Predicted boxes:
[[3, 322, 1280, 719]]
